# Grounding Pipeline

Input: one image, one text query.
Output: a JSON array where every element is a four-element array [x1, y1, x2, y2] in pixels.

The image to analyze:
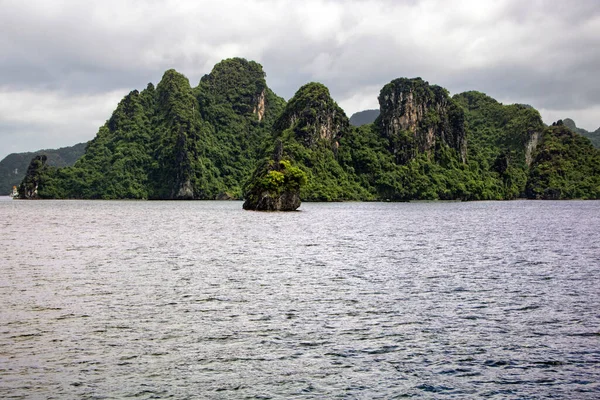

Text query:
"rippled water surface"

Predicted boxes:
[[1, 199, 599, 399]]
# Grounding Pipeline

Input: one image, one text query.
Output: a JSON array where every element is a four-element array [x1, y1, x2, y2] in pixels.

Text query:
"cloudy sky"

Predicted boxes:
[[1, 0, 599, 160]]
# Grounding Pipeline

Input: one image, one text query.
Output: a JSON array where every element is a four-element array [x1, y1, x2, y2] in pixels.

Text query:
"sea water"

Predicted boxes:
[[1, 200, 599, 398]]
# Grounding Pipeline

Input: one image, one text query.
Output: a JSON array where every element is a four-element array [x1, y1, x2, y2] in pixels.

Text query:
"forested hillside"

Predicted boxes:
[[526, 122, 600, 199], [0, 143, 86, 194], [21, 58, 283, 199], [18, 58, 600, 202]]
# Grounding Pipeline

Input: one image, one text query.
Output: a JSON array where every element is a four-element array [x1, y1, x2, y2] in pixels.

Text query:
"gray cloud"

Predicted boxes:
[[1, 0, 599, 161]]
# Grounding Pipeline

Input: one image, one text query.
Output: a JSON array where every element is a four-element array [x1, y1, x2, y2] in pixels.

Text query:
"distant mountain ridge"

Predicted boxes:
[[0, 143, 87, 194], [349, 109, 379, 126], [562, 118, 600, 148]]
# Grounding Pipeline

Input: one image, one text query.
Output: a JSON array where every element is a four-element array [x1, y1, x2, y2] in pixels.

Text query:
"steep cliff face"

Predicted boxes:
[[253, 89, 266, 122], [152, 69, 201, 199], [18, 155, 49, 199], [453, 91, 545, 198], [525, 130, 543, 166], [378, 78, 467, 163]]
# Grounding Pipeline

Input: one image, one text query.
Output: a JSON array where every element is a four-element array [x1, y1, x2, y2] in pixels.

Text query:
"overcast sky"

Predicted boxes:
[[1, 0, 599, 160]]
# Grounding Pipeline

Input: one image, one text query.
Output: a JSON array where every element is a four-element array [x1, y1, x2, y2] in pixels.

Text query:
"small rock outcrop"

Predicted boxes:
[[253, 89, 266, 121], [525, 130, 543, 166], [242, 141, 306, 211], [378, 78, 467, 163], [18, 155, 49, 199]]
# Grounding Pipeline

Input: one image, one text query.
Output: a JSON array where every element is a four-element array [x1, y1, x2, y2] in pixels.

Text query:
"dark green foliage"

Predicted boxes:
[[338, 124, 497, 201], [526, 125, 600, 199], [194, 58, 286, 199], [198, 58, 271, 116], [274, 83, 347, 147], [33, 58, 283, 200], [0, 142, 86, 195], [18, 155, 51, 198], [255, 82, 371, 201], [21, 58, 599, 202], [151, 69, 210, 199], [41, 86, 157, 199], [327, 78, 481, 201], [453, 91, 545, 199], [243, 140, 307, 210]]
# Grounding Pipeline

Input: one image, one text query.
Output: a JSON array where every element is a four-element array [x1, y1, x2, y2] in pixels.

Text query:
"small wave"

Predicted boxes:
[[531, 360, 566, 367], [299, 341, 329, 347], [416, 384, 454, 393], [55, 313, 77, 320], [215, 385, 246, 392], [9, 332, 42, 340], [484, 360, 514, 367], [325, 350, 358, 358], [195, 297, 224, 302], [568, 332, 600, 337], [30, 306, 63, 311], [125, 389, 169, 398], [362, 345, 399, 355], [506, 304, 541, 312]]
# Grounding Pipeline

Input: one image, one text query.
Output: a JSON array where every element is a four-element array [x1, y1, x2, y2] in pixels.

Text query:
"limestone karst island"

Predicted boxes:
[[11, 58, 600, 210]]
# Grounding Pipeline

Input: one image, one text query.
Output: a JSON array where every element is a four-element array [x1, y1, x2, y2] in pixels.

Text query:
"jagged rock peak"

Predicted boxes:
[[158, 69, 193, 94], [18, 155, 48, 199], [378, 77, 467, 163], [561, 118, 577, 130], [275, 82, 349, 147], [199, 57, 268, 119], [157, 69, 194, 101]]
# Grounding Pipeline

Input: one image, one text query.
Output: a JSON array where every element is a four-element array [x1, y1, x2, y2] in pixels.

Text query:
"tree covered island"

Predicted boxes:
[[17, 58, 600, 210]]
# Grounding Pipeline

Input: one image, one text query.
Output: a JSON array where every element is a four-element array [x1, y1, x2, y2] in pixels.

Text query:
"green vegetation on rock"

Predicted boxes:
[[526, 122, 600, 199], [18, 58, 600, 203], [242, 140, 307, 211], [29, 58, 283, 200], [453, 91, 545, 199], [378, 78, 467, 164], [269, 82, 370, 202], [18, 155, 51, 199]]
